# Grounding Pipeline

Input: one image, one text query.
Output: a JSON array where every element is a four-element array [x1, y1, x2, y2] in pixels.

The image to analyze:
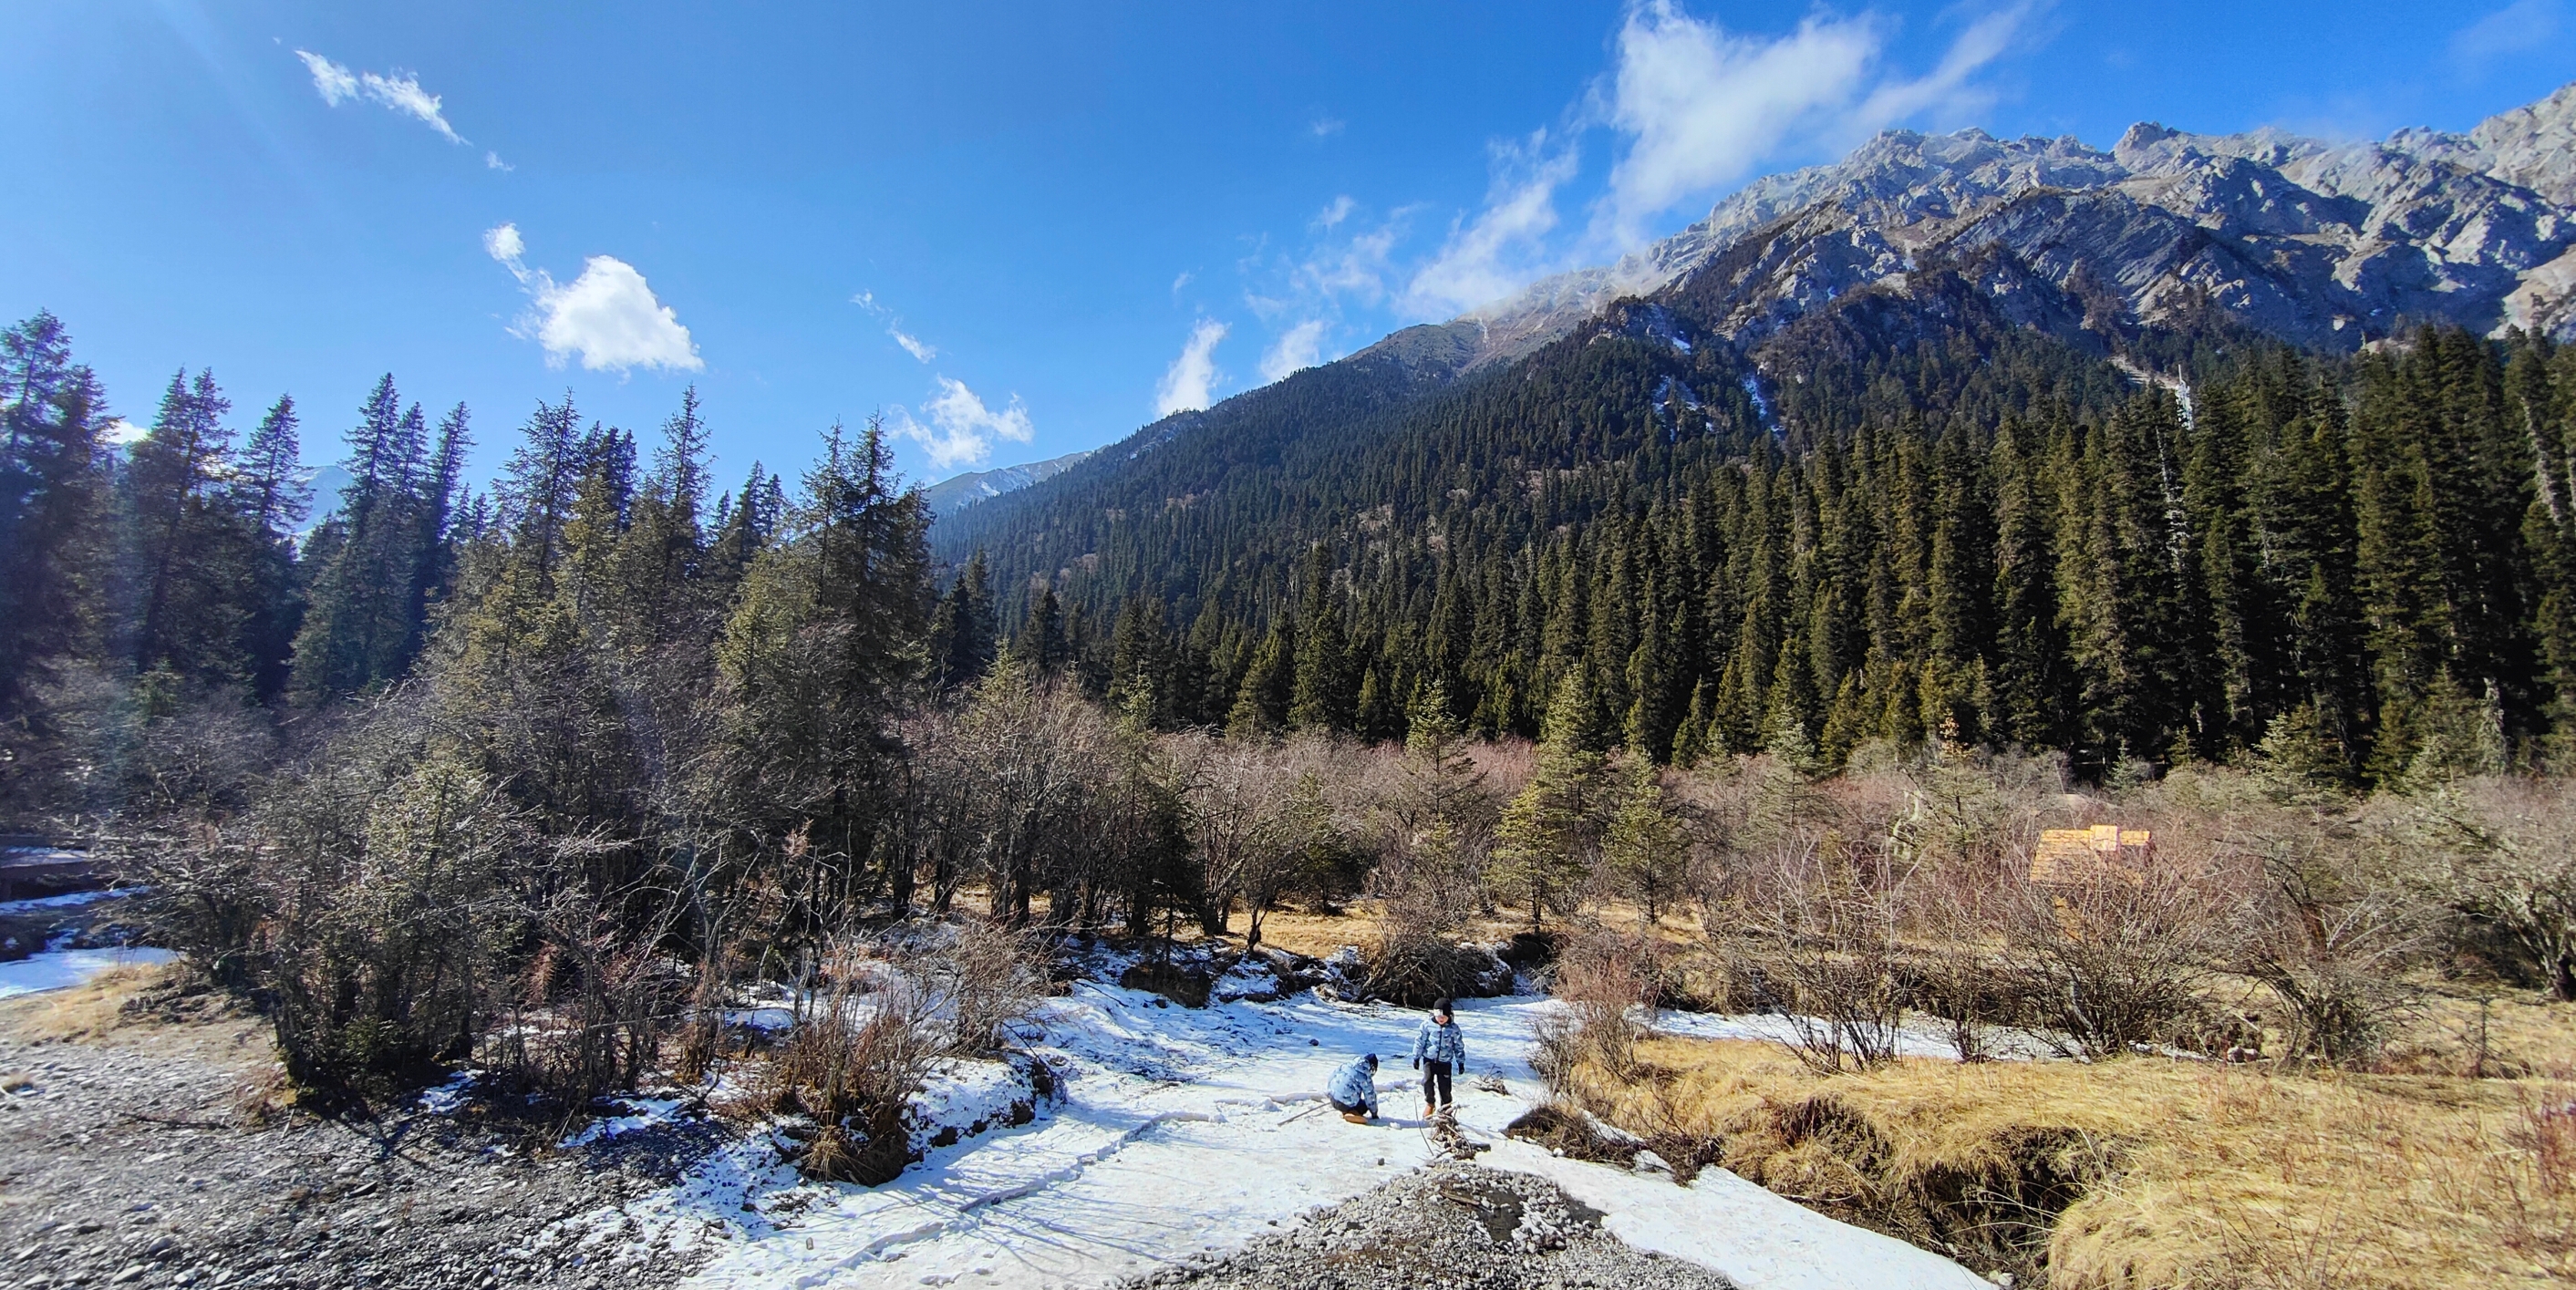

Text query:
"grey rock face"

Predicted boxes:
[[1456, 78, 2576, 359]]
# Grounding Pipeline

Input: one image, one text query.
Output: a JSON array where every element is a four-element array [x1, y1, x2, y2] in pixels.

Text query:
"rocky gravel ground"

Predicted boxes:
[[0, 986, 729, 1290], [1123, 1161, 1737, 1290]]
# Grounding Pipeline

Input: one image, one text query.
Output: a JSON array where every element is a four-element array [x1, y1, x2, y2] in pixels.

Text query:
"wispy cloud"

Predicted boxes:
[[1155, 319, 1229, 416], [1595, 1, 2033, 249], [1315, 195, 1357, 231], [485, 150, 512, 171], [485, 222, 702, 374], [888, 377, 1034, 471], [851, 291, 938, 363], [295, 49, 471, 145], [2449, 0, 2562, 73], [1310, 116, 1347, 139], [1259, 319, 1331, 384], [1385, 1, 2038, 319], [1403, 130, 1581, 317]]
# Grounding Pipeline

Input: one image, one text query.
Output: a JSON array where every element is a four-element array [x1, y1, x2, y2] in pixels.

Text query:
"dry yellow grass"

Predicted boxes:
[[1577, 1037, 2576, 1288], [0, 963, 270, 1068], [0, 964, 179, 1043]]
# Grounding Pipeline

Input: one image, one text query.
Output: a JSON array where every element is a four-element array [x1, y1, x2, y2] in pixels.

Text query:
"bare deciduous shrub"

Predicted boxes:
[[491, 876, 686, 1107], [2407, 777, 2576, 999], [2236, 819, 2425, 1068], [915, 917, 1050, 1055], [2002, 845, 2248, 1059], [762, 940, 943, 1182], [1533, 926, 1653, 1092], [1752, 836, 1909, 1074]]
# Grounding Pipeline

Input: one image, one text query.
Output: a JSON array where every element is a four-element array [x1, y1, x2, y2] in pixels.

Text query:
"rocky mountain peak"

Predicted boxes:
[[1454, 78, 2576, 360]]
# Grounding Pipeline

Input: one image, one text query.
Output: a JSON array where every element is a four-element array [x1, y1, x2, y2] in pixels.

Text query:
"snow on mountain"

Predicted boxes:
[[1445, 77, 2576, 365], [920, 449, 1095, 519]]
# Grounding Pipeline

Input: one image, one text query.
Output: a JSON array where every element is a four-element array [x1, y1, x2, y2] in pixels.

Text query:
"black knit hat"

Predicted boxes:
[[1433, 997, 1454, 1017], [1363, 1053, 1378, 1068]]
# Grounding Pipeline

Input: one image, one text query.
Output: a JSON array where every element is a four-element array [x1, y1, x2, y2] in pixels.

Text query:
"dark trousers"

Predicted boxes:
[[1422, 1059, 1453, 1107]]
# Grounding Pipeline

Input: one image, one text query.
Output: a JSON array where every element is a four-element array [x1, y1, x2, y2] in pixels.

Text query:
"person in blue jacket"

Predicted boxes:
[[1412, 998, 1466, 1120], [1326, 1053, 1380, 1123]]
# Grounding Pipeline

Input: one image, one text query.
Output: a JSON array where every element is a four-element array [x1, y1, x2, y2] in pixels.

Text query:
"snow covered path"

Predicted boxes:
[[576, 973, 1989, 1290]]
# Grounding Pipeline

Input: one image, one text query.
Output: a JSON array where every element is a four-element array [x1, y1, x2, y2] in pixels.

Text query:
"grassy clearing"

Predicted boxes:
[[1574, 1030, 2576, 1288]]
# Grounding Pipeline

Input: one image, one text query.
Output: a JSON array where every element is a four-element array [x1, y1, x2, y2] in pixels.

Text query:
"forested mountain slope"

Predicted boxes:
[[933, 82, 2576, 784]]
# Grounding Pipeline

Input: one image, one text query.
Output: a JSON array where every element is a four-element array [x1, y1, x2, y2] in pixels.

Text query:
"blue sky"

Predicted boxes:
[[6, 2, 2573, 496]]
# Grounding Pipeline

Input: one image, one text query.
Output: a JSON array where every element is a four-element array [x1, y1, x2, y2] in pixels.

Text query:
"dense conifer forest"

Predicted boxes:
[[938, 265, 2576, 787]]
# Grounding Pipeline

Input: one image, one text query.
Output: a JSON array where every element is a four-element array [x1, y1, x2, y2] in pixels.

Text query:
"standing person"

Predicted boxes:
[[1326, 1053, 1381, 1124], [1412, 998, 1466, 1120]]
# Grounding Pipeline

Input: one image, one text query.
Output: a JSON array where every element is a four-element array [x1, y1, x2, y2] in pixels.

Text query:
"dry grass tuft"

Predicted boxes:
[[1577, 1037, 2576, 1287], [0, 964, 179, 1043]]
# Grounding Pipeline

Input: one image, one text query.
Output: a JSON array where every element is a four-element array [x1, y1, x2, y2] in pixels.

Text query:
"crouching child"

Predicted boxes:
[[1327, 1053, 1381, 1123]]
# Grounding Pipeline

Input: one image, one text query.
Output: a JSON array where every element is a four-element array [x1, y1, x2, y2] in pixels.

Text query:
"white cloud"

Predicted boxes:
[[1593, 1, 2035, 248], [1403, 131, 1581, 317], [889, 377, 1034, 471], [1259, 320, 1331, 384], [295, 49, 470, 146], [1592, 5, 1880, 248], [485, 150, 512, 171], [2450, 0, 2562, 70], [1846, 5, 2033, 144], [296, 50, 357, 105], [360, 70, 465, 143], [1314, 195, 1357, 230], [1387, 1, 2037, 319], [851, 291, 938, 362], [1310, 117, 1347, 138], [105, 418, 150, 447], [1155, 319, 1229, 417], [1296, 220, 1402, 309], [484, 222, 702, 373]]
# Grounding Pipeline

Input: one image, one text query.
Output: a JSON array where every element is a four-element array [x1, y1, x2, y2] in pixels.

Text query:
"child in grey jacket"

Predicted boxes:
[[1412, 998, 1466, 1119]]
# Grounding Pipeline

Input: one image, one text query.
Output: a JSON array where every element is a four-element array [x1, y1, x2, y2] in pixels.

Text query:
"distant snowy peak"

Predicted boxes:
[[1450, 77, 2576, 361], [921, 449, 1094, 519]]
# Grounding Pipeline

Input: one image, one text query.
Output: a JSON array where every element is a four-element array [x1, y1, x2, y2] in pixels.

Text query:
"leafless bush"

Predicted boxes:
[[490, 874, 687, 1106], [1760, 843, 1909, 1074], [915, 918, 1050, 1055], [1912, 889, 2005, 1062], [2404, 776, 2576, 998], [755, 940, 941, 1181], [2230, 813, 2426, 1067], [1368, 857, 1475, 1006], [1533, 927, 1653, 1091], [2001, 843, 2250, 1059]]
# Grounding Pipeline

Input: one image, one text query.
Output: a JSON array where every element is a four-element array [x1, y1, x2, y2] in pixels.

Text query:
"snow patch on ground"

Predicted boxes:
[[540, 960, 1991, 1290], [566, 1096, 698, 1148], [0, 887, 137, 917], [0, 946, 176, 999], [1480, 1139, 1989, 1290], [418, 1069, 481, 1116], [1646, 1007, 2058, 1061], [907, 1057, 1047, 1154]]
